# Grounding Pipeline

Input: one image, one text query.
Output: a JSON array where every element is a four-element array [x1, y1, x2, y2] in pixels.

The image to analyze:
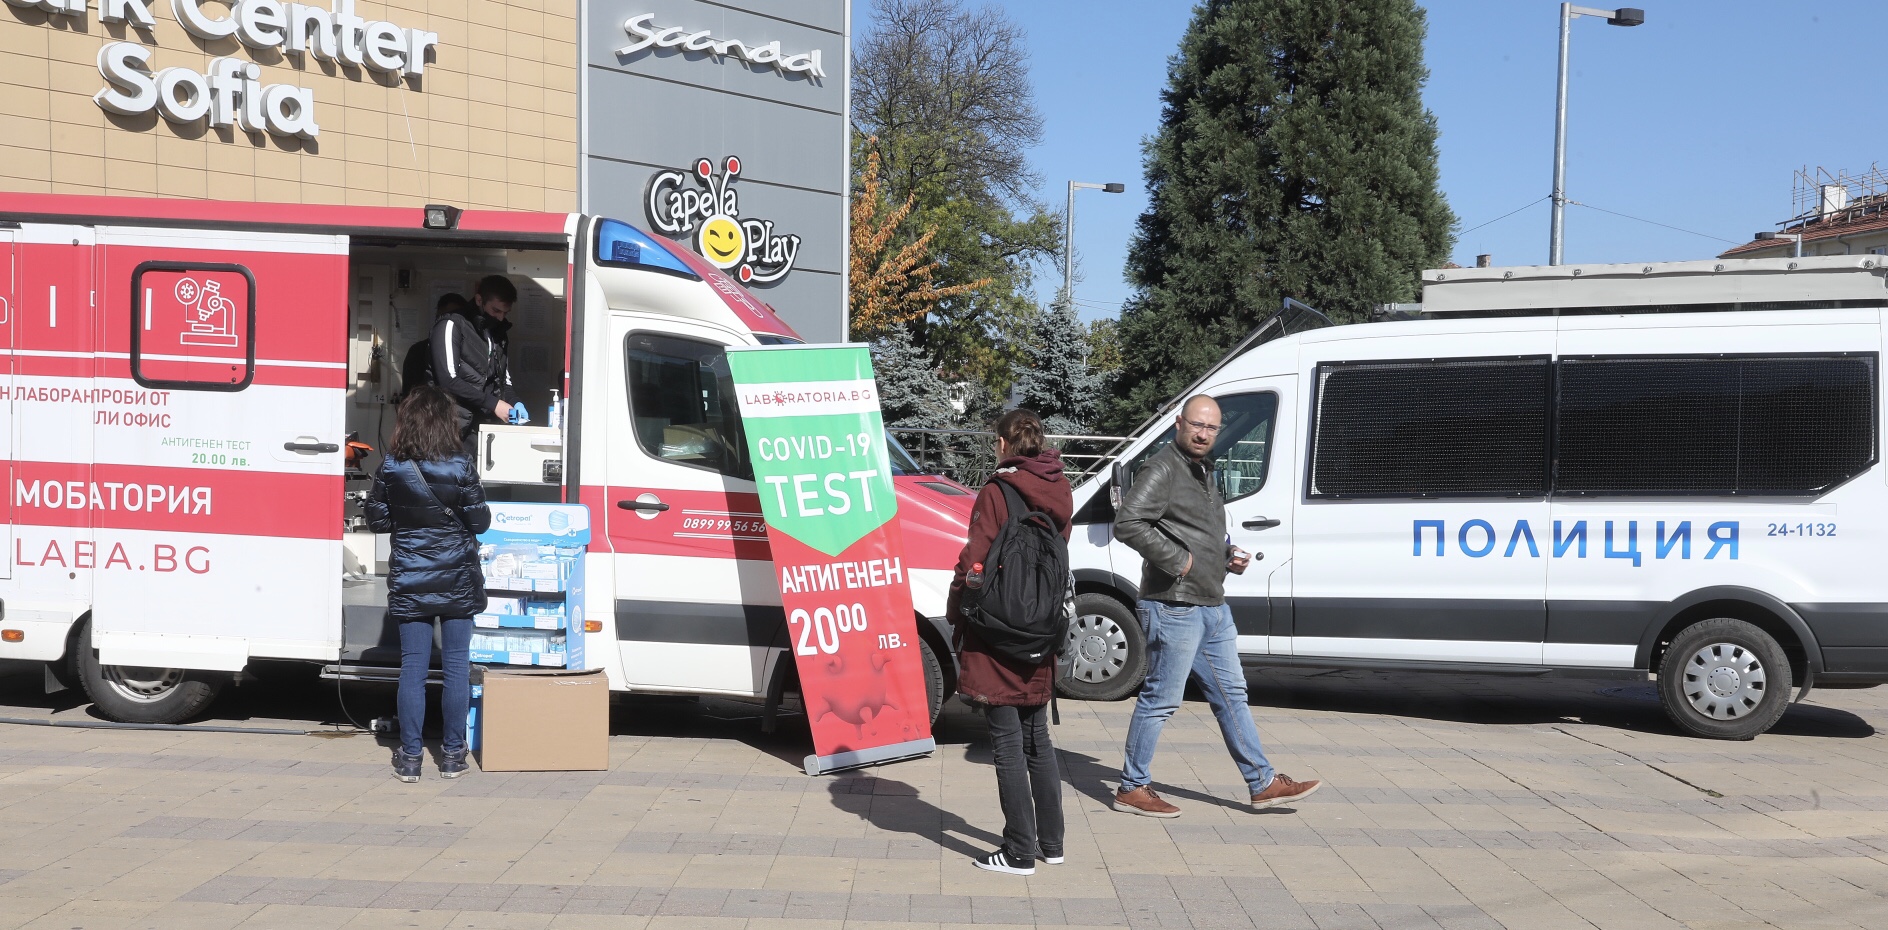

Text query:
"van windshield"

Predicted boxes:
[[884, 431, 926, 476]]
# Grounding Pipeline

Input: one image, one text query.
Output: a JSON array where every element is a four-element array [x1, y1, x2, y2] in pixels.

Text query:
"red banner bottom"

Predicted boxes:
[[769, 524, 934, 764]]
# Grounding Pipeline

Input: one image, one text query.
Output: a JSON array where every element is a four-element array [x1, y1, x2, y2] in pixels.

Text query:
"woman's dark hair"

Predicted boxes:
[[993, 408, 1045, 458], [390, 386, 464, 462]]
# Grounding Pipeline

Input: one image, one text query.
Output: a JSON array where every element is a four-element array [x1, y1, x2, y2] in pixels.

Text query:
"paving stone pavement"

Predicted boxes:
[[4, 661, 1888, 929]]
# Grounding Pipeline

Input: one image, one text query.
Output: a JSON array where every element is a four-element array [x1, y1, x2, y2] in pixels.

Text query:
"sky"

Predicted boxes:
[[856, 1, 1887, 323]]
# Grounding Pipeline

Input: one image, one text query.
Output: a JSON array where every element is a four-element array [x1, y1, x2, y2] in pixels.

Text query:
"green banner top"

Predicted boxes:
[[725, 344, 874, 384], [727, 345, 898, 558]]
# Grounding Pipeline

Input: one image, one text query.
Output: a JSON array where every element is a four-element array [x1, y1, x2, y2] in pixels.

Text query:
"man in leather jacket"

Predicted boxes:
[[1111, 395, 1323, 817], [431, 275, 524, 456]]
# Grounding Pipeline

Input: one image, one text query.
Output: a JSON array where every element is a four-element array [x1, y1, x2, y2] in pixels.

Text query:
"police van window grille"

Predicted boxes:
[[1555, 356, 1876, 495], [1310, 359, 1549, 497]]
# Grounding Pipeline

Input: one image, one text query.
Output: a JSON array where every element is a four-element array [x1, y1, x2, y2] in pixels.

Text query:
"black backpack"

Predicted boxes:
[[962, 479, 1071, 665]]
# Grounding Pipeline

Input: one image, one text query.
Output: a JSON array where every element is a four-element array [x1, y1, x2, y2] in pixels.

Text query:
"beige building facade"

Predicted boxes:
[[0, 0, 577, 212]]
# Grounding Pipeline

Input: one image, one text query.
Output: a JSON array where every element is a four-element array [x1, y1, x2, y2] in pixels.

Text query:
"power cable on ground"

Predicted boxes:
[[0, 715, 307, 735]]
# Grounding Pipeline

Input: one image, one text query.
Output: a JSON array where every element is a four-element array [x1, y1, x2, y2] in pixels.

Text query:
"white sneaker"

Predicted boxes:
[[973, 850, 1034, 875]]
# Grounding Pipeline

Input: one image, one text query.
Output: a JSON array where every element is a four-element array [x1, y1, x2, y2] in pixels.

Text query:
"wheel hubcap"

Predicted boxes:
[[1066, 613, 1128, 683], [1682, 643, 1766, 720], [103, 666, 184, 704]]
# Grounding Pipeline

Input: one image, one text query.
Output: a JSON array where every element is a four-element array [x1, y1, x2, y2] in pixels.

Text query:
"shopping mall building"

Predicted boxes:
[[0, 0, 849, 340]]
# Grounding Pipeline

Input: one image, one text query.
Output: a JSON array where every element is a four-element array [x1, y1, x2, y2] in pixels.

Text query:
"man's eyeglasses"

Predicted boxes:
[[1183, 418, 1222, 434]]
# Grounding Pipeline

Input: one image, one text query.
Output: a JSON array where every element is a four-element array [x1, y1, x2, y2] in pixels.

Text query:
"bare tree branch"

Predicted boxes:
[[853, 0, 1045, 207]]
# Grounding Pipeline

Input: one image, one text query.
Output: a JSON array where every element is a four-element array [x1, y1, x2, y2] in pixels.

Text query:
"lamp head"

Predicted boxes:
[[422, 204, 462, 230], [1607, 7, 1645, 26], [1103, 183, 1126, 194]]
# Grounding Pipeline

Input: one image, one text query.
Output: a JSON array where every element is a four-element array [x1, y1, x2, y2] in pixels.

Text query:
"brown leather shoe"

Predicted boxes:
[[1251, 774, 1322, 809], [1113, 785, 1182, 818]]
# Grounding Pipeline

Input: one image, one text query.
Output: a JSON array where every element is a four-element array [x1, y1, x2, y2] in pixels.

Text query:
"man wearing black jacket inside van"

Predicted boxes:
[[432, 275, 524, 456], [1111, 394, 1323, 818]]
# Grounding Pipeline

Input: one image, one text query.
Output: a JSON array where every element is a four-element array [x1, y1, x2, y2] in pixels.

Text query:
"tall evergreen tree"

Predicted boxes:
[[1013, 294, 1104, 435], [871, 324, 953, 430], [1106, 0, 1454, 431]]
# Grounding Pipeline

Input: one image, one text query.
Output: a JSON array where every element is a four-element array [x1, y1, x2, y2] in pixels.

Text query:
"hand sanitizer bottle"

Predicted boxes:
[[547, 389, 562, 430]]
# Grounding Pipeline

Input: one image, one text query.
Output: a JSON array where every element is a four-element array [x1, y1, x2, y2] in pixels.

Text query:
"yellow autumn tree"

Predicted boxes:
[[848, 143, 989, 341]]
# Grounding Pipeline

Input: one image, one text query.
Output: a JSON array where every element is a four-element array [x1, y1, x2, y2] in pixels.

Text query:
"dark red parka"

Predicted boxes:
[[945, 450, 1073, 706]]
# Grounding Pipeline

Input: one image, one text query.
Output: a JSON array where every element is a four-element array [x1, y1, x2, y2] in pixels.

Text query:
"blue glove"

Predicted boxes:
[[508, 403, 530, 425]]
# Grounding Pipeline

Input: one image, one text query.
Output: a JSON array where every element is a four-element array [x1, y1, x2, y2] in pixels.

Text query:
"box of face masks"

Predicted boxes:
[[471, 503, 591, 670]]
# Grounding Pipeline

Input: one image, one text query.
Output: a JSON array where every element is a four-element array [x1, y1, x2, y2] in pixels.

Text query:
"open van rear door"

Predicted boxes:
[[0, 228, 13, 580], [89, 228, 349, 671]]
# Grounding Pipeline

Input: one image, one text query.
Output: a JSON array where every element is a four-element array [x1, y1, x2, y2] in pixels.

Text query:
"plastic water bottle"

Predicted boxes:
[[966, 562, 985, 589]]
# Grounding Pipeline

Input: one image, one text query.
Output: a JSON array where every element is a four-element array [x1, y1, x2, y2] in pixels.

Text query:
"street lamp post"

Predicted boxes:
[[1755, 231, 1804, 258], [1065, 180, 1125, 306], [1550, 4, 1645, 266]]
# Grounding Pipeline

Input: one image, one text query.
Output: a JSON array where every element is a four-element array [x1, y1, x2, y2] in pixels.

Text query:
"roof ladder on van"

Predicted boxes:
[[1114, 297, 1335, 446]]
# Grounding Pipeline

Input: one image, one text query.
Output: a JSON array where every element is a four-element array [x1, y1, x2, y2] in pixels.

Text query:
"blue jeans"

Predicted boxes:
[[397, 617, 473, 759], [1120, 601, 1274, 795]]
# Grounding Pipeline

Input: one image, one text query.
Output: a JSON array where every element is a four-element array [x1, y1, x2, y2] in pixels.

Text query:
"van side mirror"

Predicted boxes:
[[1110, 461, 1129, 512]]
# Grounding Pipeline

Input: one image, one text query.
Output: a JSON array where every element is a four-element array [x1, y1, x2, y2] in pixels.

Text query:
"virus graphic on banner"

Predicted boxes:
[[644, 156, 802, 285]]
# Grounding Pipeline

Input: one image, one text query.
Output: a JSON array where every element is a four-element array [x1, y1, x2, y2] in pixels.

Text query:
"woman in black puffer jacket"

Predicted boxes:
[[364, 386, 491, 783]]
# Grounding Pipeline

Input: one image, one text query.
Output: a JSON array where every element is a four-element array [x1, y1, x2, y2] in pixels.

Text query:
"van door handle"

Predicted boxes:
[[485, 433, 497, 471], [284, 441, 339, 454], [1242, 517, 1282, 530], [617, 500, 670, 512]]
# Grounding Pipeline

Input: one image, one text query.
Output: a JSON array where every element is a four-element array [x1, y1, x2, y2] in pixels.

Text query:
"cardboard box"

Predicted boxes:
[[470, 667, 609, 772]]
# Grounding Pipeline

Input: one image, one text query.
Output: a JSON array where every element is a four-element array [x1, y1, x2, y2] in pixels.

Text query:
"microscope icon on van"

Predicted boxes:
[[174, 277, 239, 348]]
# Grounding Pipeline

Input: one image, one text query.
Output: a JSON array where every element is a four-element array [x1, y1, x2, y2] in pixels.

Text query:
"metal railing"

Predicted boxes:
[[890, 427, 1130, 488]]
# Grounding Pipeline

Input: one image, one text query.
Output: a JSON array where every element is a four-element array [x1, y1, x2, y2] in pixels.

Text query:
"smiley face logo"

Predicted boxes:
[[697, 214, 745, 270]]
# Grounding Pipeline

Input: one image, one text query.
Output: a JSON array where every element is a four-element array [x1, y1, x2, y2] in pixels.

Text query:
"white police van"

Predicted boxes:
[[1065, 256, 1888, 739]]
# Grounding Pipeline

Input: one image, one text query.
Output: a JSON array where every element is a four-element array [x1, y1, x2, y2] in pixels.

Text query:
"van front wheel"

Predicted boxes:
[[1058, 594, 1147, 702], [918, 636, 944, 724], [76, 621, 225, 725], [1657, 618, 1792, 740]]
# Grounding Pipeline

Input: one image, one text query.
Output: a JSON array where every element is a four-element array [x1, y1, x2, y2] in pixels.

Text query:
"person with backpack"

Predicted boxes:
[[947, 408, 1073, 876], [363, 386, 492, 783]]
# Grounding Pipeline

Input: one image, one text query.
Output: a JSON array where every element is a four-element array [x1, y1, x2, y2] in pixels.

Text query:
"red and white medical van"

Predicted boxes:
[[0, 194, 972, 724]]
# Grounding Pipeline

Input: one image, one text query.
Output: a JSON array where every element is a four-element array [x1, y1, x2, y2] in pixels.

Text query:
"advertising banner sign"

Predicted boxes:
[[725, 345, 935, 775]]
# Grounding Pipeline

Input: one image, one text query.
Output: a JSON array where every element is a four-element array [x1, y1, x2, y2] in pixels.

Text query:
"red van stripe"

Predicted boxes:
[[11, 461, 337, 539], [7, 355, 346, 389], [591, 484, 775, 561], [583, 482, 965, 570]]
